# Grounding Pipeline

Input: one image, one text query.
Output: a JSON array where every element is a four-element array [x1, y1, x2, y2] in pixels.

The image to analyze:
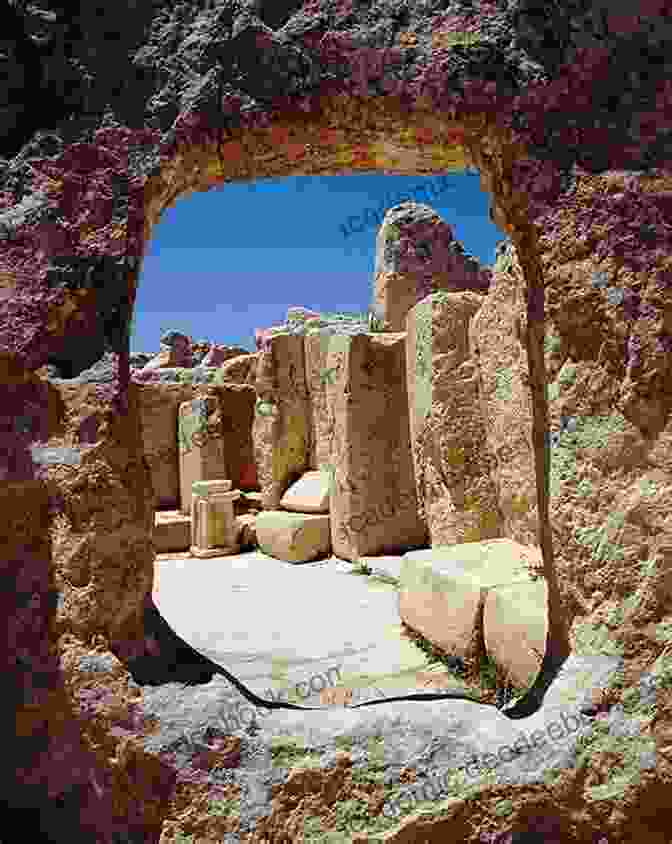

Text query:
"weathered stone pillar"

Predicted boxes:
[[373, 202, 491, 331], [304, 329, 336, 471], [469, 242, 539, 546], [178, 393, 228, 515], [190, 480, 240, 557], [327, 332, 428, 560], [136, 382, 196, 509], [252, 332, 311, 509], [406, 291, 503, 545]]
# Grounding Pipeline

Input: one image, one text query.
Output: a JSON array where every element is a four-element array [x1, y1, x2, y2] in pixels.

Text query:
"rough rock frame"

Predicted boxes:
[[1, 0, 672, 841]]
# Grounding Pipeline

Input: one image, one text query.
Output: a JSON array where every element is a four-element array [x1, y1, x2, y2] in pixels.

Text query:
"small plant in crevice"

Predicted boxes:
[[367, 571, 401, 588], [350, 559, 373, 576]]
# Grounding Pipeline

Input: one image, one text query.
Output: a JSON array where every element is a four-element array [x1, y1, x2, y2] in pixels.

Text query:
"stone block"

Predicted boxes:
[[280, 470, 330, 513], [325, 332, 428, 560], [483, 579, 548, 690], [252, 332, 311, 509], [178, 395, 228, 515], [406, 291, 502, 546], [469, 262, 538, 546], [153, 510, 191, 553], [304, 330, 334, 471], [214, 384, 257, 491], [398, 539, 542, 663], [255, 511, 331, 563], [190, 486, 240, 558], [136, 382, 196, 509]]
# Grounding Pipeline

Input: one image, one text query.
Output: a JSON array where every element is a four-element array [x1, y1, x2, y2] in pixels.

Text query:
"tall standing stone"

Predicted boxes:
[[373, 203, 491, 331], [406, 291, 503, 546], [252, 331, 311, 509], [178, 392, 228, 515], [326, 332, 428, 560]]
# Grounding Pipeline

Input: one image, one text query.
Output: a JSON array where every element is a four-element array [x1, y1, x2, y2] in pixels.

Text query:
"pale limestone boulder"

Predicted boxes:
[[373, 203, 490, 331], [252, 332, 311, 509], [152, 510, 190, 553], [398, 539, 543, 666], [406, 291, 503, 546], [483, 579, 548, 689], [255, 511, 331, 563], [280, 469, 330, 513], [325, 332, 428, 560]]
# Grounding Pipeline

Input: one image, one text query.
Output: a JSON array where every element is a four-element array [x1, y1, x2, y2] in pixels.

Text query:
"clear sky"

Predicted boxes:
[[131, 171, 506, 354]]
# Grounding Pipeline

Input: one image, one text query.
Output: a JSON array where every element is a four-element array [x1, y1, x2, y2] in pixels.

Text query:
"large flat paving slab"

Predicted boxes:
[[152, 550, 473, 709]]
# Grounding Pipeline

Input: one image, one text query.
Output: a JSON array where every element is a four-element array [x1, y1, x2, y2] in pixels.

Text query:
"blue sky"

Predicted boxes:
[[131, 172, 506, 354]]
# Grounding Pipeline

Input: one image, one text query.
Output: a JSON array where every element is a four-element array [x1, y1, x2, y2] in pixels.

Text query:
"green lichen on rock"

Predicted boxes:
[[177, 405, 208, 452], [207, 796, 241, 818], [384, 222, 400, 241], [576, 478, 594, 497], [557, 361, 578, 387], [550, 414, 629, 498], [573, 511, 626, 564], [494, 366, 514, 401], [574, 716, 656, 802], [573, 621, 625, 658], [269, 736, 322, 769], [413, 298, 433, 424], [494, 798, 514, 817], [544, 331, 562, 355]]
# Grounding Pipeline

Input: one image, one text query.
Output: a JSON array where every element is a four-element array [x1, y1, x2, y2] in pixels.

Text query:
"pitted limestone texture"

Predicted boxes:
[[3, 0, 672, 840], [374, 202, 491, 331]]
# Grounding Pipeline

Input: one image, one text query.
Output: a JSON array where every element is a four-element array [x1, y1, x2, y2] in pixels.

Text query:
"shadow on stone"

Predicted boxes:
[[123, 595, 219, 687]]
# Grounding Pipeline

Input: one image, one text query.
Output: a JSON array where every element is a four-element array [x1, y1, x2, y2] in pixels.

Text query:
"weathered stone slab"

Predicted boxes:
[[398, 540, 543, 665], [280, 469, 330, 513], [483, 580, 548, 690], [469, 250, 538, 546], [153, 510, 191, 553], [325, 332, 428, 561], [252, 332, 311, 509], [178, 395, 228, 515], [255, 511, 331, 563], [136, 382, 195, 509], [406, 291, 501, 546], [214, 383, 257, 492]]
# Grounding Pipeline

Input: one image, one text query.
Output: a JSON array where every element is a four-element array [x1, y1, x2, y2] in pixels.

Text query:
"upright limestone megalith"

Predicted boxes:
[[407, 291, 502, 546], [373, 202, 491, 331], [326, 332, 428, 560]]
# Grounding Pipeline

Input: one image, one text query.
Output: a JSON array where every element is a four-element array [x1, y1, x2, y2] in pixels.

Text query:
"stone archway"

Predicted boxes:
[[1, 1, 672, 840]]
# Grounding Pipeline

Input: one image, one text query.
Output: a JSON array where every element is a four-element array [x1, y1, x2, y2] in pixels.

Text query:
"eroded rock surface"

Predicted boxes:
[[1, 0, 672, 840]]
